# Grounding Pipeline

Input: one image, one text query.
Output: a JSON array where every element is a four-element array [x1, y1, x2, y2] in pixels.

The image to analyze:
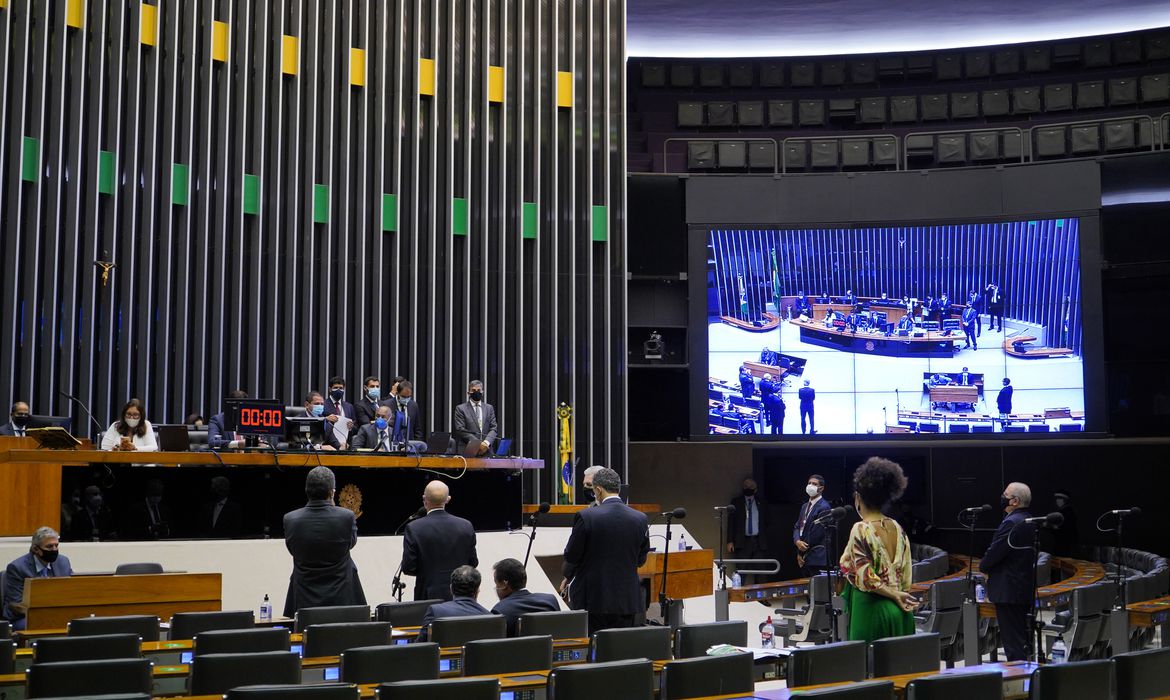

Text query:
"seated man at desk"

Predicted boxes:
[[490, 558, 561, 636], [895, 313, 914, 333], [760, 346, 780, 367], [843, 289, 857, 306], [417, 565, 491, 642], [791, 292, 813, 320], [3, 527, 73, 630], [846, 307, 865, 332]]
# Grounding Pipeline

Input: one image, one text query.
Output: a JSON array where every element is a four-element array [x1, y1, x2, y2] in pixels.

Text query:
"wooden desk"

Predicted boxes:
[[639, 550, 714, 600], [929, 385, 979, 405], [1003, 335, 1073, 358], [741, 361, 788, 380], [1128, 594, 1170, 628], [709, 399, 761, 421], [522, 504, 662, 515], [720, 312, 782, 332], [978, 558, 1105, 618], [21, 573, 221, 629], [0, 436, 62, 536]]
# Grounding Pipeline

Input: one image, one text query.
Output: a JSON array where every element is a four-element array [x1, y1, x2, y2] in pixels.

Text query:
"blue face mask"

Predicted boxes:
[[398, 396, 411, 406], [368, 387, 380, 400], [374, 417, 388, 431], [310, 404, 324, 417]]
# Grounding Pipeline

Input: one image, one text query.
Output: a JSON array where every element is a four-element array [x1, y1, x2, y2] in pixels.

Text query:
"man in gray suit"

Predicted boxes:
[[452, 380, 498, 456], [3, 527, 73, 630], [416, 565, 491, 642], [282, 466, 366, 617]]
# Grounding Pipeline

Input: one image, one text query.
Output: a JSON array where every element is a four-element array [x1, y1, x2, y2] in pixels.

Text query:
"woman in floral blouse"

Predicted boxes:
[[838, 456, 919, 642]]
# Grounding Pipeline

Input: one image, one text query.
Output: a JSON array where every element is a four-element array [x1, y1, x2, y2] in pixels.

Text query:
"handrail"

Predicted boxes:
[[662, 137, 780, 174], [1026, 113, 1158, 154], [780, 132, 900, 173], [901, 126, 1025, 170], [1161, 112, 1170, 150]]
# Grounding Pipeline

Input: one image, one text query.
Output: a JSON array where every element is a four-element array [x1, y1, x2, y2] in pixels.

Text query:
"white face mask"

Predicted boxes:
[[806, 484, 820, 498], [125, 417, 141, 428]]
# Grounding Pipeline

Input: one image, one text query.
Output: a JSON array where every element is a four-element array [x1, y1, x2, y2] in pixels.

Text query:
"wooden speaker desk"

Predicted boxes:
[[638, 549, 714, 600], [22, 572, 222, 629], [0, 435, 64, 535]]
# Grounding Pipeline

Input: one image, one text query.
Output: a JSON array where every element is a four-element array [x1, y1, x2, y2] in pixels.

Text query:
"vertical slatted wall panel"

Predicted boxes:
[[0, 0, 627, 486]]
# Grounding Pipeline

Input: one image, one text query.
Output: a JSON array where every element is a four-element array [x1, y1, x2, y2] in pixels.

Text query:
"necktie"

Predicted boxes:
[[380, 431, 389, 451], [746, 499, 754, 536], [335, 402, 345, 418], [40, 565, 50, 578], [474, 404, 482, 430]]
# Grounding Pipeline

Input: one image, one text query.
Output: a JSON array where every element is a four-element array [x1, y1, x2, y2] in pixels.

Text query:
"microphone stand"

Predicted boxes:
[[60, 391, 104, 443], [391, 563, 406, 602], [659, 512, 677, 627], [716, 509, 728, 590], [1029, 522, 1045, 664], [962, 509, 979, 603], [522, 508, 545, 570], [818, 511, 843, 643], [1113, 512, 1132, 610]]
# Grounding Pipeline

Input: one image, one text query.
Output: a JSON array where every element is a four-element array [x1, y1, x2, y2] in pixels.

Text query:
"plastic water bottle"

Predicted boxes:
[[259, 594, 272, 622], [731, 572, 742, 588], [678, 533, 687, 551], [975, 584, 986, 602], [760, 616, 776, 648], [1050, 637, 1066, 664]]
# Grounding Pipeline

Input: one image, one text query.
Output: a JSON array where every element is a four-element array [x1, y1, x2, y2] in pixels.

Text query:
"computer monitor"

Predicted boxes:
[[493, 438, 513, 457], [225, 398, 285, 437], [872, 311, 888, 326], [923, 320, 940, 331], [941, 318, 960, 332], [285, 417, 325, 446]]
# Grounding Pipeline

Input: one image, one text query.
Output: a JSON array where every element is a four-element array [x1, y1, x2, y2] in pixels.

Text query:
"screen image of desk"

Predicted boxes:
[[704, 220, 1086, 435]]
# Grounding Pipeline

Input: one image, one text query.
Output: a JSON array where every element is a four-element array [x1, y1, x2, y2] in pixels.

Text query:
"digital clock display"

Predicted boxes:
[[225, 398, 285, 437]]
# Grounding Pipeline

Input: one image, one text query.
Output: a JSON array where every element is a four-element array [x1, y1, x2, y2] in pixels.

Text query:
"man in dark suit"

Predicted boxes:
[[322, 377, 355, 447], [843, 290, 857, 306], [416, 565, 491, 642], [3, 526, 73, 630], [353, 376, 383, 428], [382, 380, 425, 449], [124, 478, 173, 540], [67, 485, 116, 541], [453, 380, 499, 456], [981, 482, 1036, 661], [562, 467, 650, 634], [961, 302, 978, 350], [401, 480, 478, 601], [200, 476, 243, 538], [490, 558, 560, 636], [967, 289, 984, 337], [351, 405, 394, 451], [997, 377, 1014, 416], [727, 477, 770, 584], [985, 283, 1005, 332], [208, 390, 251, 449], [738, 366, 755, 401], [793, 474, 832, 578], [959, 367, 972, 386], [0, 401, 31, 436], [798, 380, 816, 435], [300, 392, 342, 450], [762, 377, 785, 435], [282, 466, 367, 617]]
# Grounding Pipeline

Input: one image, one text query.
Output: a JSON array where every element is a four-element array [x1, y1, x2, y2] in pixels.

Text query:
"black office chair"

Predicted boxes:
[[518, 610, 589, 638], [786, 681, 896, 698], [0, 639, 14, 675], [67, 615, 160, 642], [672, 620, 748, 658], [905, 671, 1004, 699], [188, 650, 302, 695], [302, 621, 394, 657], [915, 578, 965, 666], [294, 605, 371, 632], [1029, 658, 1114, 700], [375, 678, 500, 700], [26, 658, 154, 698], [169, 610, 255, 641], [1114, 646, 1170, 700], [547, 658, 655, 700], [869, 632, 940, 676], [227, 685, 361, 699], [461, 635, 553, 676], [193, 628, 291, 656], [429, 614, 507, 647], [375, 600, 442, 627], [113, 563, 164, 575], [32, 633, 142, 663], [775, 573, 835, 644], [0, 620, 12, 639], [591, 625, 672, 662], [787, 640, 868, 687], [659, 651, 753, 700], [340, 643, 440, 685]]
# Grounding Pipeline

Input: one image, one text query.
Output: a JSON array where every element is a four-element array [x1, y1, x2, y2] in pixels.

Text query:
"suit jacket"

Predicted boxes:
[[728, 495, 770, 551], [968, 292, 984, 313], [491, 589, 562, 636], [416, 596, 491, 642], [453, 401, 499, 453], [997, 385, 1014, 414], [562, 498, 650, 615], [207, 412, 234, 449], [350, 423, 394, 451], [282, 499, 366, 617], [962, 307, 977, 329], [981, 509, 1035, 605], [322, 398, 356, 422], [124, 498, 173, 540], [67, 506, 116, 541], [793, 498, 832, 567], [798, 386, 815, 408], [3, 552, 73, 625], [0, 421, 26, 436], [199, 498, 243, 538], [380, 399, 424, 441], [353, 398, 381, 428], [401, 509, 478, 601], [985, 286, 1005, 311]]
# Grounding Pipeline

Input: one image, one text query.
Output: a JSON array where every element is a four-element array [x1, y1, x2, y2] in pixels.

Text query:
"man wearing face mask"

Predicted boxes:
[[209, 390, 253, 449], [1050, 489, 1079, 557], [793, 474, 831, 578], [727, 478, 771, 584], [126, 478, 172, 540], [581, 465, 604, 506], [3, 527, 73, 630], [353, 376, 383, 428], [0, 401, 32, 436], [453, 380, 499, 457], [388, 380, 425, 450], [981, 482, 1035, 662], [68, 485, 117, 541], [351, 405, 396, 451], [301, 392, 341, 450]]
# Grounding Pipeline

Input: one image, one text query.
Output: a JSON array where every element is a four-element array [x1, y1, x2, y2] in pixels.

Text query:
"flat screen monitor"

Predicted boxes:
[[285, 417, 325, 445], [941, 318, 961, 332], [923, 320, 941, 331]]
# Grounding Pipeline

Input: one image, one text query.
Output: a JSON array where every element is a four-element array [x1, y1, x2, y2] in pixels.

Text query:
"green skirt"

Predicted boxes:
[[841, 582, 915, 644]]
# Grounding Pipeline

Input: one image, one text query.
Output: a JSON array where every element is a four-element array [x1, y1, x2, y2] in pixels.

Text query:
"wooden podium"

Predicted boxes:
[[21, 572, 222, 629], [638, 549, 714, 600]]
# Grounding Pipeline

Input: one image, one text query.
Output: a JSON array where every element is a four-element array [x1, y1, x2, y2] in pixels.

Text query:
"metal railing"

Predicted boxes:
[[662, 137, 780, 174], [780, 133, 900, 173], [902, 126, 1026, 170]]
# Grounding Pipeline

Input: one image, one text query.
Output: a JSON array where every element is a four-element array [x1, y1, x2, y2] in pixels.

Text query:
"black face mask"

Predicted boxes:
[[330, 389, 345, 402], [37, 548, 60, 563], [743, 488, 756, 497], [469, 390, 484, 402], [12, 414, 29, 427], [1000, 496, 1012, 510]]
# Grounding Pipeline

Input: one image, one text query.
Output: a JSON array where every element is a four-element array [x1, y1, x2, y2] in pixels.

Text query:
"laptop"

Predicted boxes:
[[425, 431, 453, 455], [156, 424, 191, 452], [492, 438, 513, 457]]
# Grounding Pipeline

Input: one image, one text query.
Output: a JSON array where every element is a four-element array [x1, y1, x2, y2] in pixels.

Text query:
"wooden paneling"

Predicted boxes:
[[24, 572, 222, 629], [0, 437, 62, 536]]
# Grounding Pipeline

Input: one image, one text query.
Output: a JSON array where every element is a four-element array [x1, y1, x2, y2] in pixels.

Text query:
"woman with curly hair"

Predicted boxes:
[[838, 456, 918, 642]]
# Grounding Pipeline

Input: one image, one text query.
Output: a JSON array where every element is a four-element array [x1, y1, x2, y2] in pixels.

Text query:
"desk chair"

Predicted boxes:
[[1029, 658, 1114, 699], [869, 632, 940, 676], [905, 671, 1004, 699], [672, 620, 747, 658], [294, 605, 371, 632], [915, 578, 965, 666], [227, 685, 361, 699], [429, 614, 507, 648], [1002, 425, 1025, 433], [1027, 424, 1051, 433], [786, 681, 895, 698], [547, 658, 655, 700], [462, 635, 553, 676], [32, 633, 142, 663], [170, 610, 256, 641], [775, 573, 835, 644], [67, 615, 160, 642], [26, 658, 154, 698], [0, 639, 13, 675], [375, 600, 441, 627], [376, 677, 499, 700], [0, 620, 11, 639], [659, 651, 753, 700], [590, 626, 672, 662], [1044, 583, 1106, 661], [194, 628, 291, 656], [302, 621, 394, 658], [340, 643, 440, 685], [1114, 646, 1170, 699], [971, 424, 994, 433], [786, 640, 868, 687], [113, 563, 163, 575], [518, 610, 588, 639], [188, 650, 301, 695]]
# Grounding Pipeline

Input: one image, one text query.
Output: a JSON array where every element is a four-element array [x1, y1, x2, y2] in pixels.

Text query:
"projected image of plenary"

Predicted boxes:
[[705, 220, 1086, 436]]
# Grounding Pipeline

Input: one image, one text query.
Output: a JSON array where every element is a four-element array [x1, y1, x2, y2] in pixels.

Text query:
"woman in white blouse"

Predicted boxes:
[[100, 399, 158, 452]]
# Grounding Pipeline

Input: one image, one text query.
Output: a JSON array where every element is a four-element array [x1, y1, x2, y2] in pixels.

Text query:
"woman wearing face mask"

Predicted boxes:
[[838, 456, 918, 643], [100, 399, 159, 452]]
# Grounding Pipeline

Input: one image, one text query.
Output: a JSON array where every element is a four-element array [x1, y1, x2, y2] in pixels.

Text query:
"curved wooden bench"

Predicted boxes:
[[720, 311, 781, 332], [1003, 334, 1073, 358]]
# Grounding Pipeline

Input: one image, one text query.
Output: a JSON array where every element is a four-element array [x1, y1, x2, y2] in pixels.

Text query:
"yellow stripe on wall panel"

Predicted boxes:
[[211, 21, 229, 62], [1, 0, 9, 10], [66, 0, 84, 28], [419, 58, 436, 96], [282, 35, 299, 75], [350, 47, 366, 87], [557, 71, 573, 108], [488, 66, 504, 103], [140, 3, 158, 46]]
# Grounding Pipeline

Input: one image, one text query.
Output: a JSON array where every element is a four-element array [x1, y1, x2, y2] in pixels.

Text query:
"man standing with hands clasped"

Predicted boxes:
[[794, 474, 831, 578], [727, 478, 770, 584], [453, 380, 498, 456], [981, 482, 1035, 661]]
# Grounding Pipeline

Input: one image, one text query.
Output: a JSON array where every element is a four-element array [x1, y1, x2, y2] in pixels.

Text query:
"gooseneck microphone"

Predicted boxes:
[[813, 505, 855, 524], [1108, 507, 1141, 517], [1023, 512, 1065, 527], [523, 501, 552, 569], [59, 390, 105, 441], [963, 504, 994, 514], [662, 507, 687, 519]]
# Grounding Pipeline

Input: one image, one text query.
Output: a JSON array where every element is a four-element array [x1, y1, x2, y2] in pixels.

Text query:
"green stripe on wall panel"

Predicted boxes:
[[591, 205, 608, 242], [171, 163, 189, 205], [382, 193, 397, 232], [452, 197, 468, 236], [21, 137, 39, 182], [97, 151, 116, 195], [522, 201, 537, 239], [243, 174, 260, 215], [313, 184, 329, 224]]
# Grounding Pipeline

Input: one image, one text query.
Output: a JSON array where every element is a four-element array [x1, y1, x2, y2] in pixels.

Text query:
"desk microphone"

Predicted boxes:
[[661, 507, 687, 520], [713, 504, 737, 514], [1023, 512, 1065, 527], [1107, 507, 1141, 517], [963, 504, 993, 514], [813, 505, 855, 524]]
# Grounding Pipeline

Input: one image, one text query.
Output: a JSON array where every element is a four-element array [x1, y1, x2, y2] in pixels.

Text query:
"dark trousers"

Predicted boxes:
[[769, 411, 784, 435], [989, 309, 1004, 331], [975, 314, 983, 336], [995, 602, 1031, 661], [800, 406, 814, 434], [800, 564, 822, 579], [588, 612, 636, 635], [964, 327, 977, 349]]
